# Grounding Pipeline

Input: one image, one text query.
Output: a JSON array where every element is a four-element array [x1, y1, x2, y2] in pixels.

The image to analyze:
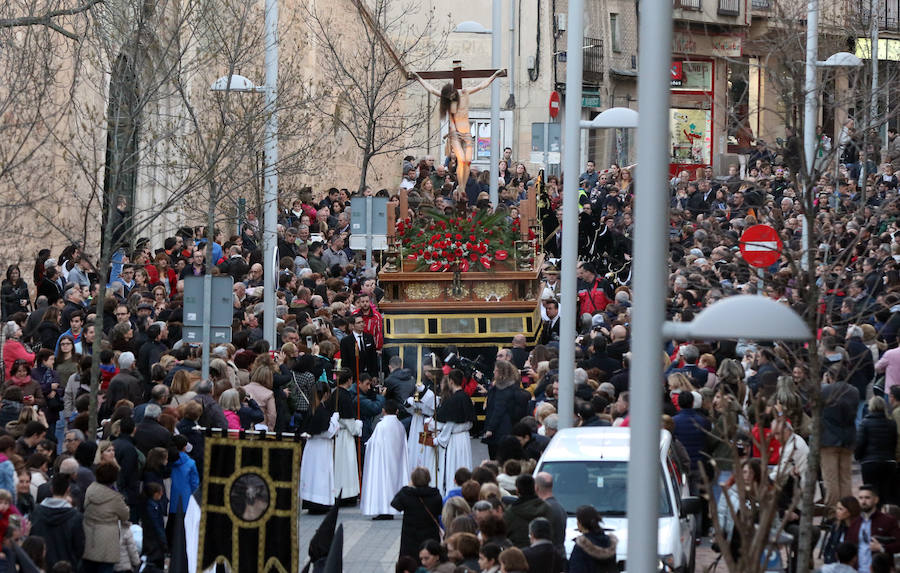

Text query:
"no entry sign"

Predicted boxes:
[[549, 91, 560, 119], [740, 224, 782, 268]]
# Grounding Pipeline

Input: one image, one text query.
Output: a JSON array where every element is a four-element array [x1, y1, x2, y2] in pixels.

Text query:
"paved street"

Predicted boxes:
[[298, 438, 859, 572], [298, 440, 491, 571]]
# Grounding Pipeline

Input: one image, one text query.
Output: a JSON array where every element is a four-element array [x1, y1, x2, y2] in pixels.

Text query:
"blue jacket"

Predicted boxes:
[[673, 408, 711, 469], [0, 457, 14, 503], [169, 452, 199, 513]]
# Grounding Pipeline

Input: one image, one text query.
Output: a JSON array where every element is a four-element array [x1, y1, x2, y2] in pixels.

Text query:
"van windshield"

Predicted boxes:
[[539, 460, 672, 517]]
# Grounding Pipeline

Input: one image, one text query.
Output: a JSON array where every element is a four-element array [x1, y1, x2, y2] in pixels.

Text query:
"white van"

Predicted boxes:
[[534, 426, 702, 572]]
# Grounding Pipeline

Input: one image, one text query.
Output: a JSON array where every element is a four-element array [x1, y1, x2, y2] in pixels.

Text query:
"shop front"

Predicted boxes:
[[669, 30, 743, 177]]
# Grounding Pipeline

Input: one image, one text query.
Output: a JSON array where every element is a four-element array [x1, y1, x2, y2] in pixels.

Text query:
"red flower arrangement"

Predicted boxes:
[[396, 209, 518, 272]]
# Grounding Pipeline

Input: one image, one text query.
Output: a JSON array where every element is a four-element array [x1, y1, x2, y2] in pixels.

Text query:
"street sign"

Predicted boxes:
[[549, 91, 561, 119], [183, 326, 232, 344], [350, 197, 388, 235], [183, 276, 235, 327], [740, 224, 782, 268]]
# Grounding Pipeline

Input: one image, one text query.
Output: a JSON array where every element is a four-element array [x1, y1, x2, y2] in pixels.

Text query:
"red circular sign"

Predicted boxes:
[[739, 224, 782, 268], [549, 91, 560, 119]]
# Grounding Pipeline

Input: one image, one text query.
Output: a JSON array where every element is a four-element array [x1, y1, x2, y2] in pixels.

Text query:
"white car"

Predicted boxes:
[[534, 426, 702, 572]]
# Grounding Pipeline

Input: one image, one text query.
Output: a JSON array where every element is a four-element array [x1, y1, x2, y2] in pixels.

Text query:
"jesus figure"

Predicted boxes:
[[412, 70, 504, 193]]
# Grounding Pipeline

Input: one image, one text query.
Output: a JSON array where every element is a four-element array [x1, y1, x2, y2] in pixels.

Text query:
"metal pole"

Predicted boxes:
[[557, 2, 583, 431], [507, 0, 516, 108], [802, 0, 817, 272], [201, 273, 211, 381], [870, 0, 879, 146], [859, 1, 878, 192], [628, 0, 671, 571], [262, 0, 279, 347], [365, 196, 374, 270], [490, 0, 501, 207]]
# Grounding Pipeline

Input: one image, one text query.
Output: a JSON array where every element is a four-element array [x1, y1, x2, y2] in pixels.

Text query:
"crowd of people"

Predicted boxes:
[[0, 131, 898, 572]]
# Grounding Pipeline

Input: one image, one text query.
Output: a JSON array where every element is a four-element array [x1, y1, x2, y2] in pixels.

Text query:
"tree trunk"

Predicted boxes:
[[358, 151, 371, 195], [795, 187, 822, 573], [87, 202, 119, 438]]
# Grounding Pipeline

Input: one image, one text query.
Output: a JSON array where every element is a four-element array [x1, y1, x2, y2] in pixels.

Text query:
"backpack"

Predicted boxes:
[[288, 371, 316, 414]]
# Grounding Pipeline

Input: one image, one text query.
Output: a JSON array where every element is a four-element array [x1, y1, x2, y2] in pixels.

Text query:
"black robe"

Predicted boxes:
[[434, 389, 475, 424]]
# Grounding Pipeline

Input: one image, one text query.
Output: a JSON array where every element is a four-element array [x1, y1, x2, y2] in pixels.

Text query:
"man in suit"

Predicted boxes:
[[522, 517, 564, 573], [339, 315, 378, 381], [540, 299, 561, 345]]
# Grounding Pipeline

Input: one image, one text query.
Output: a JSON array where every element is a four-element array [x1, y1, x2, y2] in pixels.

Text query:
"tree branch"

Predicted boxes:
[[0, 0, 102, 40]]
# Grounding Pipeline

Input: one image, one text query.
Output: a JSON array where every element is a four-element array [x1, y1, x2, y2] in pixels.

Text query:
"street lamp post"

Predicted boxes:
[[626, 0, 673, 569], [556, 107, 638, 430], [262, 0, 279, 348], [557, 0, 584, 431], [211, 1, 279, 349], [801, 43, 861, 269], [490, 0, 501, 208]]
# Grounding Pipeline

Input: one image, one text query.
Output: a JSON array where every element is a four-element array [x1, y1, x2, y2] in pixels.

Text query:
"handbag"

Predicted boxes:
[[418, 496, 444, 540], [418, 421, 435, 447], [874, 374, 887, 398]]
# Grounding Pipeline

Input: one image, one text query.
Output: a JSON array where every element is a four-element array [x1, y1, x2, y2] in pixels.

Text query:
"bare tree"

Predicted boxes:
[[304, 0, 448, 193]]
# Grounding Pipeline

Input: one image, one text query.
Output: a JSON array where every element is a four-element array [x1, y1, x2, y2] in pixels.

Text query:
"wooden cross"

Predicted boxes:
[[409, 60, 506, 89]]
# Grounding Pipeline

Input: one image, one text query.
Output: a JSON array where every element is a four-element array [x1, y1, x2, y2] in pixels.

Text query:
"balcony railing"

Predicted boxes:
[[860, 0, 900, 29], [584, 37, 604, 83], [718, 0, 740, 15], [674, 0, 702, 10]]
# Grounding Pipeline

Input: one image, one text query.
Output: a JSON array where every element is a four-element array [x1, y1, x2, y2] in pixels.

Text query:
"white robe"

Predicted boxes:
[[360, 414, 409, 516], [405, 390, 437, 486], [435, 421, 473, 494], [300, 412, 340, 506], [333, 418, 362, 500]]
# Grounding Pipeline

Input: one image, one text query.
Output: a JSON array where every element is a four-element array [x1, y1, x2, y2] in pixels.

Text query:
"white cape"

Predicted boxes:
[[405, 390, 437, 485], [334, 418, 362, 499], [435, 421, 472, 494], [360, 415, 409, 516], [300, 413, 340, 505]]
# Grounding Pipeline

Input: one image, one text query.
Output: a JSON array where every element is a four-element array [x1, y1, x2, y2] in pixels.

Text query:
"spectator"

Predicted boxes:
[[855, 397, 897, 504], [133, 404, 172, 455], [503, 474, 553, 548], [845, 485, 900, 572], [30, 473, 85, 571], [392, 467, 443, 559], [497, 547, 530, 573], [82, 462, 130, 573], [568, 505, 617, 573], [522, 516, 564, 572]]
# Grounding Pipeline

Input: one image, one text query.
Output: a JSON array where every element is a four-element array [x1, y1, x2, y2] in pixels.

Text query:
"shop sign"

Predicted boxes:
[[711, 36, 742, 57], [671, 62, 683, 87], [673, 32, 742, 58], [582, 91, 603, 108]]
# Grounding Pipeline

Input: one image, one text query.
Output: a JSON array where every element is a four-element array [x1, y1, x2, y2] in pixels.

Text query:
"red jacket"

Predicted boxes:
[[578, 278, 611, 316], [846, 511, 900, 554], [3, 340, 34, 378]]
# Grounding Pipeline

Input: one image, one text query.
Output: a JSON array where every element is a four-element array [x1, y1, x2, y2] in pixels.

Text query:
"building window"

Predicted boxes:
[[610, 14, 620, 53]]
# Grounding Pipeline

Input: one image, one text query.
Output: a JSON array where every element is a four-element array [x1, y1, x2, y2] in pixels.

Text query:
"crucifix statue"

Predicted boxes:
[[411, 61, 506, 193]]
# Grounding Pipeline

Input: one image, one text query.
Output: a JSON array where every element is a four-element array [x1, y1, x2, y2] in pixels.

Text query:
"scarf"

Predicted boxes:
[[7, 375, 31, 388]]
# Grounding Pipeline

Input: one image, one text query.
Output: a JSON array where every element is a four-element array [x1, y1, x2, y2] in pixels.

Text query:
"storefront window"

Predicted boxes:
[[672, 61, 713, 92], [670, 109, 712, 164]]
